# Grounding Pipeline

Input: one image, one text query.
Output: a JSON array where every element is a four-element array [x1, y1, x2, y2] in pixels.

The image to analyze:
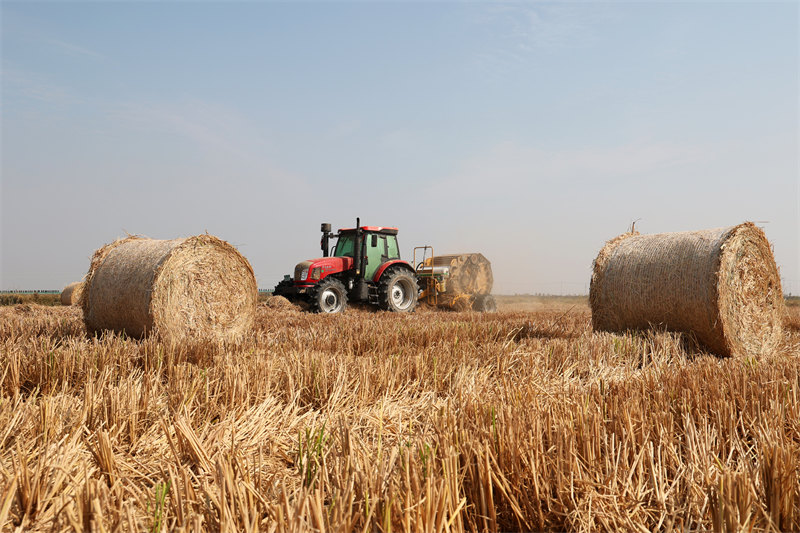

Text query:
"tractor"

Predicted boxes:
[[274, 219, 496, 314], [274, 219, 419, 313]]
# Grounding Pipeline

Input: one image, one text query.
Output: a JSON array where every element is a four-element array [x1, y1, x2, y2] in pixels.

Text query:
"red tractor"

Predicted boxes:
[[274, 218, 419, 313]]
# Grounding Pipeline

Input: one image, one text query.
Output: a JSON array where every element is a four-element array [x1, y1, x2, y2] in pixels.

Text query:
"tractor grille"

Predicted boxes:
[[294, 261, 313, 282]]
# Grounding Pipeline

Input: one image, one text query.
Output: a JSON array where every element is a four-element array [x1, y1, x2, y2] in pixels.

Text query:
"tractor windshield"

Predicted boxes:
[[333, 233, 355, 257]]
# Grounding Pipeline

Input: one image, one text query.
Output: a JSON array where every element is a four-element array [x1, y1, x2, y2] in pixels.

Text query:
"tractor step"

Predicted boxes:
[[368, 285, 380, 305]]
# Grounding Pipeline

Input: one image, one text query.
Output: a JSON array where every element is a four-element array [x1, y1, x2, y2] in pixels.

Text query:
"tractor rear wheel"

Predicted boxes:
[[472, 294, 497, 312], [312, 278, 348, 314], [379, 267, 418, 313]]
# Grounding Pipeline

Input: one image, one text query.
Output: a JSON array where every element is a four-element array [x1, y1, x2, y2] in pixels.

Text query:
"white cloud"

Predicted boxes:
[[472, 3, 619, 83], [328, 119, 361, 139], [379, 128, 420, 153], [431, 140, 704, 200], [46, 38, 104, 59], [111, 100, 251, 158], [107, 99, 312, 194], [2, 68, 75, 104], [482, 3, 615, 52]]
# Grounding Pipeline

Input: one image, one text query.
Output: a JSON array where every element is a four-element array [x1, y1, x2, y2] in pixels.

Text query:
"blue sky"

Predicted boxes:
[[2, 1, 798, 294]]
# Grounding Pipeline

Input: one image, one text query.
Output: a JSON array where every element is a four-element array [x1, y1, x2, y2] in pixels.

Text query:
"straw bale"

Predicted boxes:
[[81, 235, 257, 343], [590, 222, 783, 357], [60, 282, 84, 306], [265, 295, 297, 310], [429, 253, 494, 295]]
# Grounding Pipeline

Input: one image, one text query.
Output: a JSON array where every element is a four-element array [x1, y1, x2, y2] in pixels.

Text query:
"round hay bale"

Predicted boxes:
[[590, 222, 783, 357], [429, 253, 493, 295], [60, 281, 84, 306], [81, 235, 257, 343]]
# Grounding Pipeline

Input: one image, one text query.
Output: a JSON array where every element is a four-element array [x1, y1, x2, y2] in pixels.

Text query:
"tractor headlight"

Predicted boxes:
[[310, 267, 322, 280], [300, 269, 309, 281]]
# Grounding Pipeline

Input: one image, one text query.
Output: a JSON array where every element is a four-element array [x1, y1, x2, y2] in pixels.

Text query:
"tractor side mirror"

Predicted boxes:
[[371, 234, 378, 247]]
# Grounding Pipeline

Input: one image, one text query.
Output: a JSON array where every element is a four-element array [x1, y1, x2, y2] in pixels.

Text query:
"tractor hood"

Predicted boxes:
[[294, 256, 354, 282]]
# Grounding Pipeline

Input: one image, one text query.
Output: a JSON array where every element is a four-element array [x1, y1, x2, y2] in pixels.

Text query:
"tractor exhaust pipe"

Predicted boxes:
[[353, 217, 362, 277], [321, 222, 332, 257], [352, 217, 369, 300]]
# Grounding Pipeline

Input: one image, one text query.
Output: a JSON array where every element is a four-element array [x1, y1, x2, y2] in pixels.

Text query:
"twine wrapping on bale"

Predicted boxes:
[[80, 235, 257, 343], [60, 282, 84, 306], [590, 222, 783, 357]]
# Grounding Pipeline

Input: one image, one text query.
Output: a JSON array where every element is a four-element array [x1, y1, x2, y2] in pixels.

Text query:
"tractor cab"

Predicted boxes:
[[332, 226, 401, 280]]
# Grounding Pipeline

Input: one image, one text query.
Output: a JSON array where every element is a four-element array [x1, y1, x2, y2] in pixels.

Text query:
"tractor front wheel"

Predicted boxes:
[[312, 278, 348, 314], [379, 267, 418, 313], [274, 278, 297, 301]]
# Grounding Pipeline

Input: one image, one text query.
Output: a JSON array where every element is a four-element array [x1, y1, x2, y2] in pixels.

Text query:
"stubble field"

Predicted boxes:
[[1, 296, 799, 532]]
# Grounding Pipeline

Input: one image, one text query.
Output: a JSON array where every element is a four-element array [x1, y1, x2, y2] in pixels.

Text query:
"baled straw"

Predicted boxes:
[[590, 222, 783, 357], [81, 235, 257, 343], [60, 282, 84, 306], [430, 253, 494, 295]]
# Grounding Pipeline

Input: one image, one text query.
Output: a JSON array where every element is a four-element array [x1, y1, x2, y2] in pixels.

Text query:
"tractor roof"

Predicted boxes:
[[339, 226, 399, 235]]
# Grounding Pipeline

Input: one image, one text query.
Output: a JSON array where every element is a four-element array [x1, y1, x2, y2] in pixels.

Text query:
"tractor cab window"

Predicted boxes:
[[333, 233, 355, 257], [386, 235, 400, 259]]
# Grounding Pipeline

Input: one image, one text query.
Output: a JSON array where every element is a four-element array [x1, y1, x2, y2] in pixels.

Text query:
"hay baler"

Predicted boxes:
[[273, 219, 496, 314], [414, 249, 496, 312]]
